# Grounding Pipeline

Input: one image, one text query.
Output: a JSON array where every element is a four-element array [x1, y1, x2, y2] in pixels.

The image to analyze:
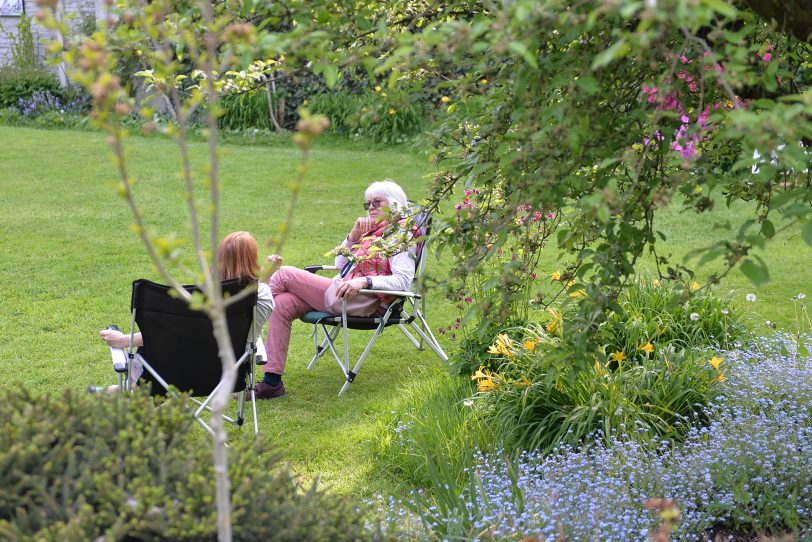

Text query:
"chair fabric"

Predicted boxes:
[[133, 278, 256, 396], [301, 208, 448, 394], [123, 278, 261, 436]]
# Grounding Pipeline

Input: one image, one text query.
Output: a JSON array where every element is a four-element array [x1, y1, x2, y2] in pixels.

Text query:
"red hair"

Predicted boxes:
[[218, 231, 259, 284]]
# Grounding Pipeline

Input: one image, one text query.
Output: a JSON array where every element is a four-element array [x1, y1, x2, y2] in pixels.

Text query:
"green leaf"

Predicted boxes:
[[591, 40, 628, 69], [740, 258, 769, 287], [703, 0, 738, 17], [576, 76, 599, 95], [508, 41, 538, 69], [802, 219, 812, 246], [760, 219, 775, 239], [323, 64, 339, 89]]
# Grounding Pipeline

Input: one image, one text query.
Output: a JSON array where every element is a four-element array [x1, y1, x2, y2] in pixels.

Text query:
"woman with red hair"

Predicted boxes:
[[92, 231, 273, 393]]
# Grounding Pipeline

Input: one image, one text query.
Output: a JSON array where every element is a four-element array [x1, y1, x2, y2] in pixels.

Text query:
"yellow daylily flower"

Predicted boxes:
[[707, 356, 723, 370], [487, 334, 514, 357], [566, 279, 576, 287], [374, 85, 381, 92], [715, 372, 726, 383], [609, 351, 626, 365], [514, 376, 531, 388], [388, 108, 396, 115], [639, 342, 654, 353], [545, 321, 558, 334], [594, 360, 608, 376], [524, 339, 539, 351], [441, 96, 450, 103], [691, 281, 701, 292], [550, 271, 562, 281], [652, 279, 660, 288], [477, 379, 497, 392], [480, 78, 488, 84], [569, 289, 587, 298]]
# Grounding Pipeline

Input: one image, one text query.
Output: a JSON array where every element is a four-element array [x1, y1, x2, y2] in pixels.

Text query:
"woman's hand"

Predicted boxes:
[[335, 277, 368, 299], [348, 217, 374, 243], [100, 329, 129, 349], [266, 254, 284, 276]]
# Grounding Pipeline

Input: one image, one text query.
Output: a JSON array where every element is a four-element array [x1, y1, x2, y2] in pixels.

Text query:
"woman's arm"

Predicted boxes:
[[100, 328, 143, 349], [367, 249, 416, 292]]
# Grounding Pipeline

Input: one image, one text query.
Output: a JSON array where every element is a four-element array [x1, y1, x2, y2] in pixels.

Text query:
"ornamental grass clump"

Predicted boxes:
[[599, 277, 747, 359], [402, 333, 812, 541]]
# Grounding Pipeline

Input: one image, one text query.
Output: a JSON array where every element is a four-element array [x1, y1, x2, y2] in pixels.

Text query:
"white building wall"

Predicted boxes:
[[0, 0, 95, 68]]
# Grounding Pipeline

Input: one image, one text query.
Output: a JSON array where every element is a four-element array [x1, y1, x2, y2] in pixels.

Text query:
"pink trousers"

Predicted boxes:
[[264, 266, 332, 375]]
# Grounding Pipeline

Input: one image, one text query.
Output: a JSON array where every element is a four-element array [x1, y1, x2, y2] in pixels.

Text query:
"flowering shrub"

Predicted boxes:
[[476, 330, 724, 452], [400, 333, 812, 541]]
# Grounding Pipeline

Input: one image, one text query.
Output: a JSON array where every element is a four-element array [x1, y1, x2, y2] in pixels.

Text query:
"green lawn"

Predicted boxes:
[[1, 126, 810, 498]]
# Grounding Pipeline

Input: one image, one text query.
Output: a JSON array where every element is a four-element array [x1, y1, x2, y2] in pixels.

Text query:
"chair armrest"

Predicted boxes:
[[359, 288, 420, 299], [304, 265, 339, 274]]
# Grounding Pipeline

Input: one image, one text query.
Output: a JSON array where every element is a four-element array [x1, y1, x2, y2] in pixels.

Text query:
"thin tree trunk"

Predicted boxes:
[[265, 80, 282, 131], [209, 305, 237, 542]]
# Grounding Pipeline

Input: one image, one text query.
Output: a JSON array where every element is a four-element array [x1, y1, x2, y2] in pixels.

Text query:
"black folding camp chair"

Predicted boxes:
[[114, 278, 264, 436], [300, 210, 448, 395]]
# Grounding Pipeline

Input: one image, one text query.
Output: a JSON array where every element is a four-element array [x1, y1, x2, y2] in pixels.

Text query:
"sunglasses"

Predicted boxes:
[[363, 199, 387, 210]]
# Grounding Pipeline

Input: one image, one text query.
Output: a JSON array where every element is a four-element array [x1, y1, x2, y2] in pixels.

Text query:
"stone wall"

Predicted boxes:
[[0, 0, 96, 68]]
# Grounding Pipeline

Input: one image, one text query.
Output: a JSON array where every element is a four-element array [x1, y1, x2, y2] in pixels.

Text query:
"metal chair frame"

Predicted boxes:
[[302, 211, 448, 395]]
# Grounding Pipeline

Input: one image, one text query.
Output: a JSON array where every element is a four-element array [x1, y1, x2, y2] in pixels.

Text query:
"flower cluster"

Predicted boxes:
[[16, 91, 87, 118]]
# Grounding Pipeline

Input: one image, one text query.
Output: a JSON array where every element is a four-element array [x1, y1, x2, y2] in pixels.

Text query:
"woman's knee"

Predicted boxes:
[[270, 265, 299, 289]]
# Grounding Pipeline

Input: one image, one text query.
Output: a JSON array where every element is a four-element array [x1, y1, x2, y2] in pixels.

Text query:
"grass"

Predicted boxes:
[[0, 125, 454, 497], [1, 125, 811, 501]]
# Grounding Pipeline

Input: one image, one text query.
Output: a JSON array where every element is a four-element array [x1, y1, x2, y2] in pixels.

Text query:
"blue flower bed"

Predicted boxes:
[[408, 334, 812, 541]]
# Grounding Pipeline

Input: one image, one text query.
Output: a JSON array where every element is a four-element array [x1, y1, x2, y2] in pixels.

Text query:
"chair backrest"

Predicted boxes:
[[410, 208, 433, 295], [131, 278, 257, 396]]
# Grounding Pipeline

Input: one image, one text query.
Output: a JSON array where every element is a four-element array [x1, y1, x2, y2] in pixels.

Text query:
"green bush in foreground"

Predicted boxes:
[[0, 387, 395, 542]]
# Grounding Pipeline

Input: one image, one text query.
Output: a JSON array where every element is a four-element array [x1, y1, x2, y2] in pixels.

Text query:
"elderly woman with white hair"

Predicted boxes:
[[255, 179, 416, 399]]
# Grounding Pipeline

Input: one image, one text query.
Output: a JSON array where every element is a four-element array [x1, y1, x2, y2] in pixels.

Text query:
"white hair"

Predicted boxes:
[[365, 179, 409, 212]]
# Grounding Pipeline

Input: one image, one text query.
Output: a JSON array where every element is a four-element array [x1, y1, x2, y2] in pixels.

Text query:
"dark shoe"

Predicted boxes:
[[252, 381, 287, 400]]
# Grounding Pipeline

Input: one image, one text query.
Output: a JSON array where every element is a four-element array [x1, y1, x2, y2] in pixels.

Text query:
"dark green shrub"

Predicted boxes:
[[0, 66, 62, 108], [0, 386, 396, 541]]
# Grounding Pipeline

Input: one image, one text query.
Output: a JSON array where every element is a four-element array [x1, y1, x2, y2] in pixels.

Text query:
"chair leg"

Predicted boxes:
[[409, 314, 449, 362], [397, 323, 422, 349], [338, 323, 386, 395], [308, 324, 340, 370]]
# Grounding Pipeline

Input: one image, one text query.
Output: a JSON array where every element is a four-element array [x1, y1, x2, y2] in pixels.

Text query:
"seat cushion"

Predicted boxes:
[[301, 311, 335, 324]]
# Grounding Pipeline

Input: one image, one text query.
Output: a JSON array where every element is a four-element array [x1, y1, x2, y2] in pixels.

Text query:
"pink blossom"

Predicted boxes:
[[680, 115, 690, 123], [465, 189, 473, 197], [454, 204, 462, 210], [680, 55, 691, 64], [532, 211, 542, 222], [762, 53, 772, 62]]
